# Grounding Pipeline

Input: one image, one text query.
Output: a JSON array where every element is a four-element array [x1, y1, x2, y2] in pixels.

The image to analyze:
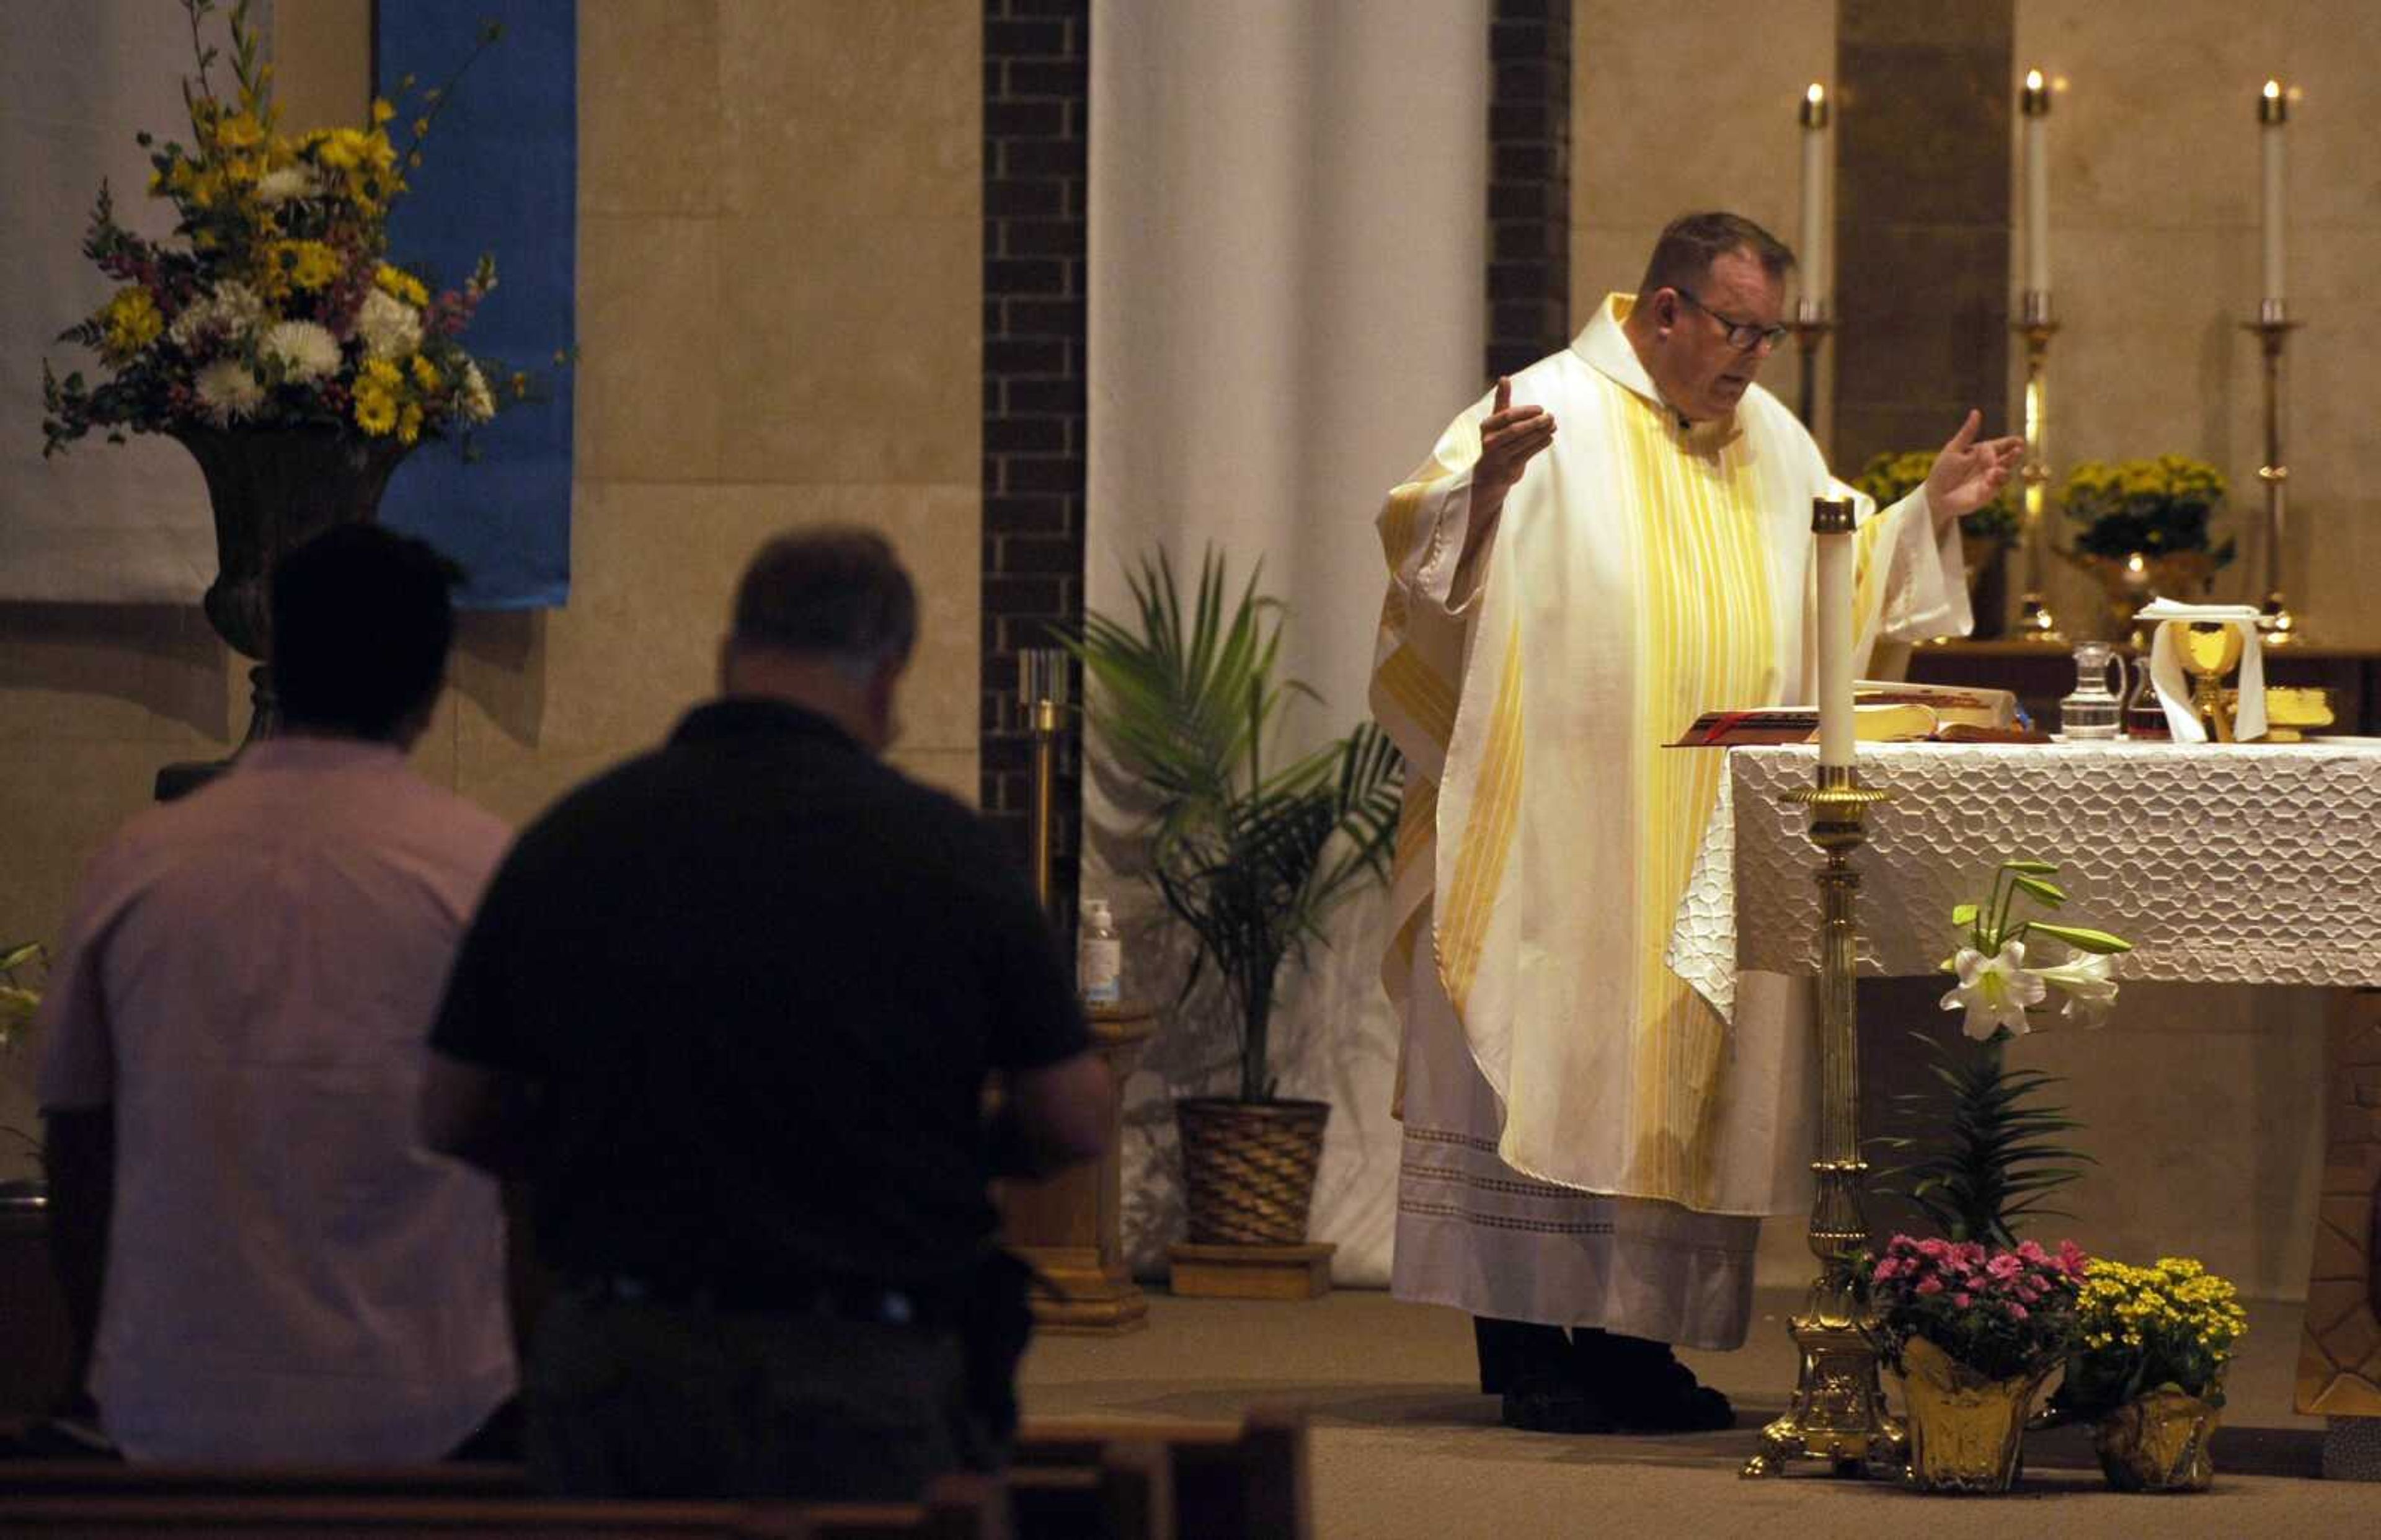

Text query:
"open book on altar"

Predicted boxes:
[[1670, 681, 2029, 748]]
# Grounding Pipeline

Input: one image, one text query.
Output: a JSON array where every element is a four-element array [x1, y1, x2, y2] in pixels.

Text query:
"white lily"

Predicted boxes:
[[2032, 949, 2118, 1029], [1940, 939, 2046, 1041]]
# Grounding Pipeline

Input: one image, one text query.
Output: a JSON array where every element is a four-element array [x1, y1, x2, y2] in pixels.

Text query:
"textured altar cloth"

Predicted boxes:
[[1669, 740, 2381, 1016]]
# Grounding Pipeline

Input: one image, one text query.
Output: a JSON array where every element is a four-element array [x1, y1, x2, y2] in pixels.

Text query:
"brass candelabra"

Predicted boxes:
[[1789, 297, 1833, 440], [2011, 290, 2063, 643], [1742, 762, 1905, 1479], [1018, 647, 1070, 924], [2244, 299, 2307, 644]]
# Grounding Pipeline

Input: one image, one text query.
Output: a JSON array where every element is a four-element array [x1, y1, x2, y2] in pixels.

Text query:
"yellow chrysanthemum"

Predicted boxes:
[[100, 287, 164, 360], [363, 356, 405, 391], [371, 97, 396, 126], [353, 383, 399, 436], [375, 264, 430, 308], [409, 354, 441, 392], [397, 402, 425, 446]]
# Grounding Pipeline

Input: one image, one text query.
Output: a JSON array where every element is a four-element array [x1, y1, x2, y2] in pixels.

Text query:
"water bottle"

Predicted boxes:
[[1077, 898, 1121, 1008]]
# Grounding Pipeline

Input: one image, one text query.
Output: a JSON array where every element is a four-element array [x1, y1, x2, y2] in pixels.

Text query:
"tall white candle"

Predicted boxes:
[[1799, 84, 1829, 311], [2261, 80, 2288, 304], [1814, 499, 1855, 768], [2021, 70, 2052, 296]]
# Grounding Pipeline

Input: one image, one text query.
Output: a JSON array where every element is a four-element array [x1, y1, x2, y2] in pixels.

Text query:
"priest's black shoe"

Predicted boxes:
[[1498, 1369, 1616, 1434], [1573, 1330, 1736, 1433]]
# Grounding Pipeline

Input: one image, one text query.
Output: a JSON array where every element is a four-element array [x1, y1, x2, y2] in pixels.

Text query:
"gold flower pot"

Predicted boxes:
[[2093, 1387, 2221, 1493], [1897, 1337, 2057, 1494]]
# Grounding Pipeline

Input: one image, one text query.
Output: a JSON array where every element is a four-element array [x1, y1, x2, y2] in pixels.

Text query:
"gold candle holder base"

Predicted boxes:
[[1744, 765, 1905, 1479]]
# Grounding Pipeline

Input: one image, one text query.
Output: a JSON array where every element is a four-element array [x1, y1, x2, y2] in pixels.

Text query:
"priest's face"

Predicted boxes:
[[1645, 247, 1786, 423]]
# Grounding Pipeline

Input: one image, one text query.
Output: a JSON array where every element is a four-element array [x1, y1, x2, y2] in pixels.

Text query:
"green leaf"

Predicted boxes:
[[1998, 860, 2060, 875], [1950, 903, 1978, 926]]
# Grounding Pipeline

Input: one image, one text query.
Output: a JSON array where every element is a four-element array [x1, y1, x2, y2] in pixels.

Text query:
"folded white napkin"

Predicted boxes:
[[2138, 600, 2266, 741]]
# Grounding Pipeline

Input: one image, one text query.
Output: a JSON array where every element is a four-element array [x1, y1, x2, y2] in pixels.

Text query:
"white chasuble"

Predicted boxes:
[[1368, 295, 1969, 1344]]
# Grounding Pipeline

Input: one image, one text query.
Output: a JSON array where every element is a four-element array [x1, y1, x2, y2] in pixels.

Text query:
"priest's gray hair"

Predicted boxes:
[[730, 526, 918, 677], [1638, 211, 1796, 298]]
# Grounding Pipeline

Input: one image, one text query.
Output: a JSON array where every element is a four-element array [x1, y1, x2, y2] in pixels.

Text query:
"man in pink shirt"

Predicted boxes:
[[35, 524, 517, 1463]]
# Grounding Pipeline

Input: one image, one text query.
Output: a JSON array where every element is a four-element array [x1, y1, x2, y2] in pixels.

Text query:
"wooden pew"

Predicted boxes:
[[1004, 1438, 1172, 1540], [0, 1471, 1006, 1539], [1013, 1406, 1308, 1540]]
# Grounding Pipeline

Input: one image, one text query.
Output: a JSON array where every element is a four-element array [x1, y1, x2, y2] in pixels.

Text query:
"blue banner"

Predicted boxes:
[[376, 1, 574, 609]]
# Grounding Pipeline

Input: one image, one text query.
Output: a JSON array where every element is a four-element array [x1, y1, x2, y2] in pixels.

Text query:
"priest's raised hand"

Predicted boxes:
[[1923, 407, 2025, 526]]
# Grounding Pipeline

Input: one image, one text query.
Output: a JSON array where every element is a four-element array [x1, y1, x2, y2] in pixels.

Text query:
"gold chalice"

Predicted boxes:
[[2163, 620, 2245, 742]]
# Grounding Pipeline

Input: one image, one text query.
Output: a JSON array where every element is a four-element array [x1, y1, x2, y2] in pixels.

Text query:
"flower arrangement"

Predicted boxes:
[[1855, 448, 2017, 546], [2061, 455, 2235, 567], [2062, 1255, 2248, 1415], [39, 1, 528, 459], [1868, 1234, 2090, 1381], [1877, 860, 2134, 1248]]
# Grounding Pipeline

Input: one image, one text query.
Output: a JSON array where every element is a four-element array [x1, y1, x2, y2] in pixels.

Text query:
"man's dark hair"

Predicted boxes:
[[1638, 211, 1797, 299], [270, 523, 461, 741], [731, 527, 918, 670]]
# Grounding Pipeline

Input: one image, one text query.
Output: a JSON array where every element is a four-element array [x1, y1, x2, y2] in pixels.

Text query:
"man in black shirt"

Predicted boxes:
[[422, 527, 1109, 1500]]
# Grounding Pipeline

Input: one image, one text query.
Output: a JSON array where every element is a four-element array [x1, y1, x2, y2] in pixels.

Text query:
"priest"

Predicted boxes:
[[1368, 211, 2021, 1433]]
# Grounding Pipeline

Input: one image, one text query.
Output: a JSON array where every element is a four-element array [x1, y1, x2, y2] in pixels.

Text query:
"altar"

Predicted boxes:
[[1667, 740, 2381, 1443]]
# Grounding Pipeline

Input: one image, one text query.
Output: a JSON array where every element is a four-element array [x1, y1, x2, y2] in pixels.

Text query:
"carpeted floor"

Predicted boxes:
[[1019, 1285, 2367, 1538]]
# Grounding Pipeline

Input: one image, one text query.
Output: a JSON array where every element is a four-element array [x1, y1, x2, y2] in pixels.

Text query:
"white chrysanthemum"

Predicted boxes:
[[260, 319, 342, 382], [459, 361, 497, 423], [354, 288, 423, 360], [195, 357, 265, 423], [167, 280, 267, 351], [254, 165, 319, 205]]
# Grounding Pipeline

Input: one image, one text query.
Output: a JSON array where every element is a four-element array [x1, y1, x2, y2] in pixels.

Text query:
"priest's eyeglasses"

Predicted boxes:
[[1674, 288, 1789, 353]]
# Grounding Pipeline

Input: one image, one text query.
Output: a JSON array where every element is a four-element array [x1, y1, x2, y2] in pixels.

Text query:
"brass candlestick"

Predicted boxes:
[[2011, 291, 2064, 643], [1790, 298, 1833, 441], [2244, 300, 2306, 644], [1018, 647, 1070, 924], [1744, 762, 1904, 1480]]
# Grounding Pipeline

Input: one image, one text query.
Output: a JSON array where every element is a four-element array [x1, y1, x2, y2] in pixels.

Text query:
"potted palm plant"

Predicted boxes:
[[1066, 549, 1399, 1257]]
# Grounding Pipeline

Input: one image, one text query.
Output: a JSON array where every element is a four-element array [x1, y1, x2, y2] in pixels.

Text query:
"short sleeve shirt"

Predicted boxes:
[[431, 697, 1089, 1297], [34, 737, 516, 1463]]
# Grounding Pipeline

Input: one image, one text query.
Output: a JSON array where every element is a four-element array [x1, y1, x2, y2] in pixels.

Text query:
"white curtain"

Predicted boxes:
[[0, 1, 246, 601], [1086, 0, 1489, 1283]]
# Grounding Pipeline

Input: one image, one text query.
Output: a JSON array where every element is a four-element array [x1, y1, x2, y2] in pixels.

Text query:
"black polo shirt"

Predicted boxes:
[[430, 696, 1088, 1298]]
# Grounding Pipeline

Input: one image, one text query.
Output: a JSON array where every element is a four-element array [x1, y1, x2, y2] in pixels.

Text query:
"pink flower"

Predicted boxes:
[[2006, 1302, 2029, 1321], [1952, 1292, 1973, 1308], [1871, 1258, 1900, 1282], [1986, 1254, 2024, 1281], [1953, 1242, 1987, 1270], [1917, 1238, 1951, 1260], [2016, 1240, 2049, 1264], [1915, 1277, 1944, 1296]]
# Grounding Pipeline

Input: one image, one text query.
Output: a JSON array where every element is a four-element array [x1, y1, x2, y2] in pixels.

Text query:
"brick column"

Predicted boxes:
[[982, 0, 1088, 901], [1486, 1, 1572, 381]]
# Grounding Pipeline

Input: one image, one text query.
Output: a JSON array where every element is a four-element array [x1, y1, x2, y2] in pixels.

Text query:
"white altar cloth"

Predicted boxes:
[[1669, 741, 2381, 1018]]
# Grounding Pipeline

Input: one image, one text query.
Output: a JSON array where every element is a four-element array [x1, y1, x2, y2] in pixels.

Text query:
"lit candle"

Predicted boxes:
[[1798, 84, 1829, 314], [2021, 69, 2052, 297], [1814, 498, 1855, 768], [2260, 80, 2288, 305]]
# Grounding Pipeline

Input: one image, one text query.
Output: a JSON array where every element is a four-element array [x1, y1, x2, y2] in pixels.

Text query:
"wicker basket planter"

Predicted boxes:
[[1175, 1097, 1330, 1246]]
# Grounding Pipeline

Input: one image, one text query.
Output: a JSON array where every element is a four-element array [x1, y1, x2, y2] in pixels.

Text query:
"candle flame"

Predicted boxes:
[[2026, 68, 2044, 92], [1807, 83, 1825, 105], [2126, 553, 2146, 574], [2264, 79, 2281, 99]]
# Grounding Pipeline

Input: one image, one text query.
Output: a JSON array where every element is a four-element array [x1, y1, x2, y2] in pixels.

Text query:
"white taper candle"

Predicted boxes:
[[1814, 498, 1855, 768], [2261, 81, 2288, 304], [2021, 70, 2051, 297], [1799, 84, 1829, 309]]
